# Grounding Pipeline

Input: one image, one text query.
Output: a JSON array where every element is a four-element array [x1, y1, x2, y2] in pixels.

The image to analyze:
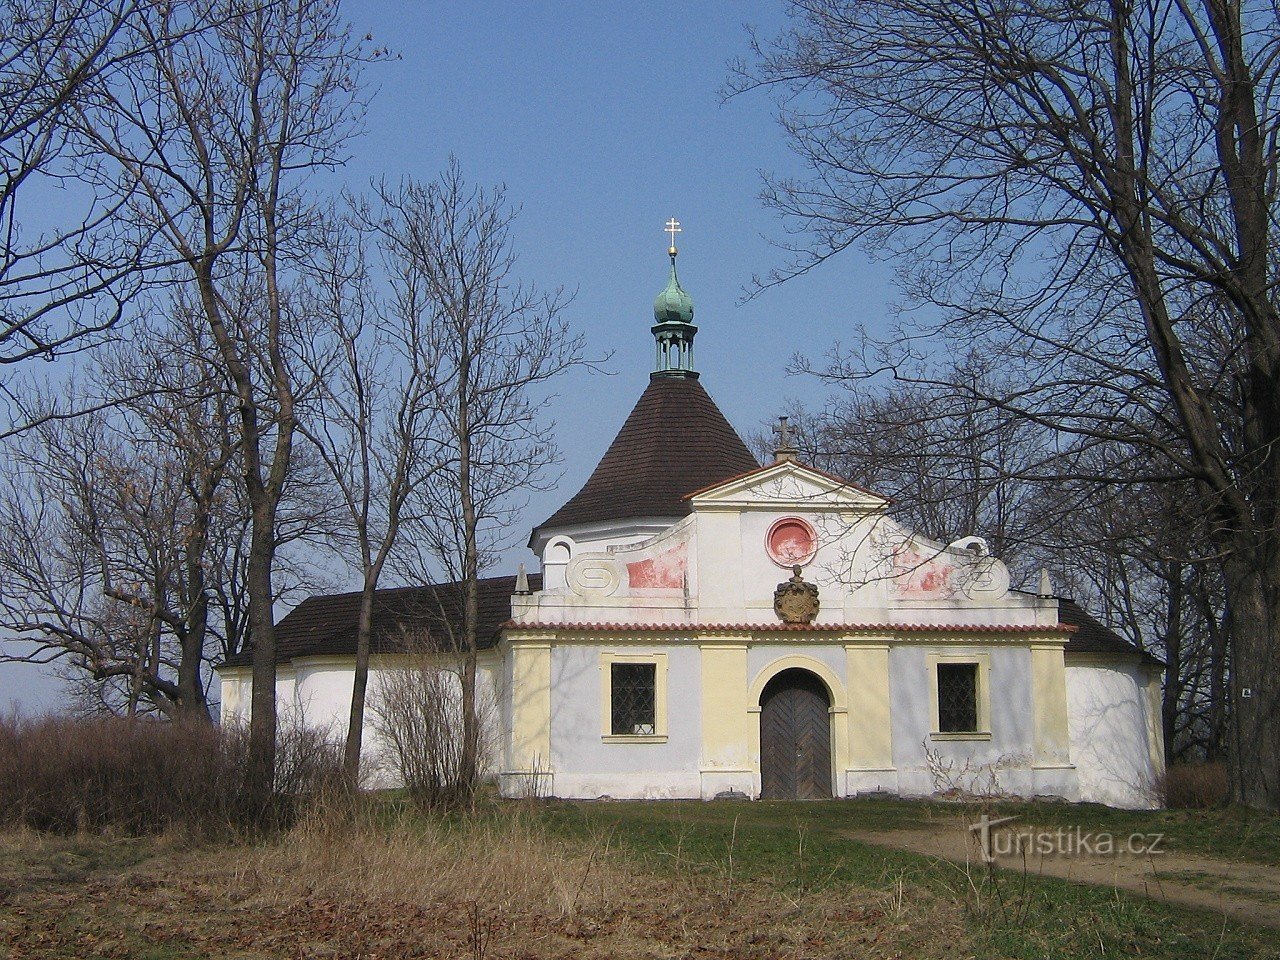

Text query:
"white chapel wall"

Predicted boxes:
[[1067, 661, 1162, 809], [548, 642, 703, 799], [219, 656, 505, 787], [887, 644, 1079, 799]]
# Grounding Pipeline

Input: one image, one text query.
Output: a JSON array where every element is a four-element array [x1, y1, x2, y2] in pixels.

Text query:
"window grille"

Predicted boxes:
[[610, 662, 656, 735], [937, 662, 979, 732]]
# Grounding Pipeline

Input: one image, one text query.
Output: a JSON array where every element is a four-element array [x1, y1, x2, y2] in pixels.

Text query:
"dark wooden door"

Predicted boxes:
[[759, 669, 833, 800]]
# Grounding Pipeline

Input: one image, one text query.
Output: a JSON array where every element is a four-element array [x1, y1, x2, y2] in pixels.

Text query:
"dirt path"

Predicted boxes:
[[844, 822, 1280, 928]]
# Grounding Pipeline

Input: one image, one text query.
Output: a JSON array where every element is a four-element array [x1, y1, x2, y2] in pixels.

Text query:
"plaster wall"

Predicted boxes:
[[746, 644, 845, 685], [523, 465, 1053, 631], [697, 509, 870, 624], [1067, 661, 1162, 809], [886, 645, 1072, 798], [217, 657, 504, 785], [549, 643, 703, 798]]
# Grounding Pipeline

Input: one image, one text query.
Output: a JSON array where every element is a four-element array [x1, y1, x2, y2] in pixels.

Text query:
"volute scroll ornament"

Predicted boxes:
[[774, 565, 820, 625]]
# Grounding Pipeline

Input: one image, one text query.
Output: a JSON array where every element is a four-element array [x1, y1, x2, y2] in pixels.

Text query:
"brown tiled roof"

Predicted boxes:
[[534, 375, 758, 535], [220, 573, 540, 668], [1057, 598, 1164, 665]]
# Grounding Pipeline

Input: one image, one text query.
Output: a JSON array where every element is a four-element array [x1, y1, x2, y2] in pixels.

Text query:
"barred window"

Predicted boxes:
[[610, 662, 656, 736], [937, 662, 979, 733]]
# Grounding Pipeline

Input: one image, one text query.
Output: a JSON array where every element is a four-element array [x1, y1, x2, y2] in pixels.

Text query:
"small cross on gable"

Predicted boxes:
[[773, 415, 798, 463]]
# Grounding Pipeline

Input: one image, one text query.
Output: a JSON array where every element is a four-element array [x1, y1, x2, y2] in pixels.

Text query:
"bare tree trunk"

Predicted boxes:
[[1205, 597, 1230, 762], [246, 508, 279, 806], [1223, 553, 1280, 807], [342, 569, 379, 786], [1161, 564, 1184, 764], [177, 481, 215, 724], [458, 359, 480, 800], [176, 605, 211, 722]]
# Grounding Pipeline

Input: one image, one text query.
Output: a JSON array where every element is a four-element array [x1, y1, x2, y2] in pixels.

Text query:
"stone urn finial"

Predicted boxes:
[[774, 565, 819, 625]]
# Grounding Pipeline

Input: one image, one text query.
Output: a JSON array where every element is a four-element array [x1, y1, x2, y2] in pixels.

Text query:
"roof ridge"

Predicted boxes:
[[290, 572, 535, 603]]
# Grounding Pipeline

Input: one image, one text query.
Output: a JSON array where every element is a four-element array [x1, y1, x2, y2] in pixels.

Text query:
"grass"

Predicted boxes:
[[2, 798, 1278, 959], [532, 799, 1280, 960], [1162, 869, 1276, 901]]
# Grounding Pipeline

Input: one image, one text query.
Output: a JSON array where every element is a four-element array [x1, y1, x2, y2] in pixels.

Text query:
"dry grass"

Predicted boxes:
[[247, 799, 623, 917], [1159, 762, 1230, 809], [0, 805, 973, 959]]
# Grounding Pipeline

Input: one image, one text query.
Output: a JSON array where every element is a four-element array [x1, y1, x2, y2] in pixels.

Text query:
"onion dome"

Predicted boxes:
[[653, 258, 694, 324]]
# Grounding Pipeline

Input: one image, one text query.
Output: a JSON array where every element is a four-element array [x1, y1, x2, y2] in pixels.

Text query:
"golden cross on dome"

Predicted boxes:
[[665, 217, 682, 255]]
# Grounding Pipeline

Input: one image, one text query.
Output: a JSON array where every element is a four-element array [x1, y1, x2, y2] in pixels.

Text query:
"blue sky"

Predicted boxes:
[[2, 1, 897, 712]]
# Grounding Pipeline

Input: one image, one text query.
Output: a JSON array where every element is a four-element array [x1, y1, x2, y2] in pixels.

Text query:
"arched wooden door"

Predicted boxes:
[[759, 668, 833, 800]]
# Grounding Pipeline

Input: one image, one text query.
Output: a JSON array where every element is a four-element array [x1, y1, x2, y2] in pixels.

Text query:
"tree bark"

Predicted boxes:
[[246, 503, 279, 810], [342, 565, 379, 788], [1223, 552, 1280, 807], [458, 350, 481, 802]]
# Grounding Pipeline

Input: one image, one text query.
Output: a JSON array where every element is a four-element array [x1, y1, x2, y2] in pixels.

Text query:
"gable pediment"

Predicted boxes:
[[687, 461, 890, 513]]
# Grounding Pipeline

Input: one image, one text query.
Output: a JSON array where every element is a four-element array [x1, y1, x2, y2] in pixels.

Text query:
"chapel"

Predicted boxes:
[[218, 230, 1165, 809]]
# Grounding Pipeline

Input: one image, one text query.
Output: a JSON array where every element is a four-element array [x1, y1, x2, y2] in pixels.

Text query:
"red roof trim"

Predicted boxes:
[[679, 460, 893, 504], [503, 620, 1077, 634]]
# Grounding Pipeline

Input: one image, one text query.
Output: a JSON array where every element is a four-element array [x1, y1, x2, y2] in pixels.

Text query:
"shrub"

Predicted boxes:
[[369, 638, 498, 811], [1158, 761, 1229, 808], [0, 713, 343, 835]]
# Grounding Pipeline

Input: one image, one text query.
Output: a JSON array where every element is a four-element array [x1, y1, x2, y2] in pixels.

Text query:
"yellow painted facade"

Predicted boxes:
[[508, 639, 553, 774], [845, 643, 893, 772], [1031, 644, 1072, 766], [698, 642, 750, 772]]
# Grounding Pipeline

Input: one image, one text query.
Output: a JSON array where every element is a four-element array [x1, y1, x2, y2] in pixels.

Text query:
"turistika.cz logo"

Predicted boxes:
[[968, 814, 1165, 863]]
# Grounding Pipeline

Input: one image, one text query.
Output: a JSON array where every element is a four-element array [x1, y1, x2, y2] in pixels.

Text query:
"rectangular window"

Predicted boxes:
[[937, 662, 979, 733], [610, 662, 656, 736]]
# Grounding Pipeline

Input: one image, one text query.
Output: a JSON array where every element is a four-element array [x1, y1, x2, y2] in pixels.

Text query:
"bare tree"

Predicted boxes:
[[368, 632, 494, 810], [66, 0, 374, 807], [0, 322, 237, 720], [300, 209, 445, 788], [0, 303, 337, 719], [783, 360, 1059, 564], [380, 161, 591, 801], [739, 0, 1280, 809], [1, 0, 152, 377], [786, 363, 1231, 763]]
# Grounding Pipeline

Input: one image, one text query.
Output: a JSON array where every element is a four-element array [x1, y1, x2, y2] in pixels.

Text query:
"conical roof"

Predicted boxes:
[[534, 375, 759, 534]]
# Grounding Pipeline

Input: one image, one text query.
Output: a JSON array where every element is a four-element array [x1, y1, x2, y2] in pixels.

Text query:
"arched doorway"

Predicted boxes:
[[759, 668, 833, 800]]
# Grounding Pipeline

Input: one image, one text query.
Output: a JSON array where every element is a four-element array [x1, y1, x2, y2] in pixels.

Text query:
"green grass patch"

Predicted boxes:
[[530, 798, 1280, 960]]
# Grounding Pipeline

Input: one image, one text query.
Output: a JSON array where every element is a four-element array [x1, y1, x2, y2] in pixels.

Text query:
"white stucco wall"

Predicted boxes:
[[218, 656, 504, 787], [885, 645, 1077, 799], [548, 643, 703, 798], [1067, 661, 1162, 809]]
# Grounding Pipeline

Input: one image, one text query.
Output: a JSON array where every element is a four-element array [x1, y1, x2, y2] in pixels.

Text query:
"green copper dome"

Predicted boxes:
[[651, 249, 698, 378], [653, 259, 694, 324]]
